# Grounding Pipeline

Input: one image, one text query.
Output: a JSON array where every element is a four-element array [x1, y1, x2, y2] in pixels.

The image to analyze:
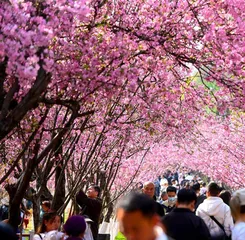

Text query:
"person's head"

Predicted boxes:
[[136, 182, 143, 190], [41, 201, 51, 212], [166, 186, 177, 198], [184, 182, 190, 189], [176, 189, 197, 211], [142, 181, 155, 198], [171, 179, 176, 185], [64, 215, 86, 238], [207, 182, 221, 197], [38, 212, 61, 233], [0, 223, 18, 240], [219, 190, 232, 206], [191, 183, 201, 196], [161, 191, 168, 201], [116, 192, 159, 240], [230, 188, 245, 221], [166, 186, 177, 205], [86, 185, 101, 199]]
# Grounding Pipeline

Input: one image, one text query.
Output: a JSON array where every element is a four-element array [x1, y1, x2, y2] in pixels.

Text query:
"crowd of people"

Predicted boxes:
[[127, 170, 245, 240], [0, 184, 102, 240], [0, 170, 245, 240]]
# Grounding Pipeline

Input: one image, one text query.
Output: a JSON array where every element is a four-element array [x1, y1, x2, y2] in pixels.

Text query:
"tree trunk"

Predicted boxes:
[[6, 184, 20, 231], [32, 194, 41, 232]]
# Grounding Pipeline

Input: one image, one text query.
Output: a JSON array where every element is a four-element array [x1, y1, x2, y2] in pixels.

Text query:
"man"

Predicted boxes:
[[191, 183, 206, 211], [154, 177, 161, 198], [116, 192, 168, 240], [162, 189, 211, 240], [158, 191, 168, 205], [162, 186, 177, 214], [76, 185, 102, 240], [180, 176, 187, 188], [142, 181, 165, 217], [196, 182, 233, 239]]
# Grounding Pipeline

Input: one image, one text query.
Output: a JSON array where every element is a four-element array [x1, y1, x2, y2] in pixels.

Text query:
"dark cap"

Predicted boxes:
[[64, 215, 86, 237]]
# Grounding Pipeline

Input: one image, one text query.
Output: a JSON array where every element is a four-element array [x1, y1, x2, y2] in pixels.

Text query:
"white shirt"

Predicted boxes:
[[33, 230, 64, 240], [232, 222, 245, 240]]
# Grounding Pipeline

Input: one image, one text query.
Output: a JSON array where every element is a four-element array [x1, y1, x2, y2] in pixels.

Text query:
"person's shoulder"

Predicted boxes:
[[233, 222, 245, 238], [33, 233, 44, 240]]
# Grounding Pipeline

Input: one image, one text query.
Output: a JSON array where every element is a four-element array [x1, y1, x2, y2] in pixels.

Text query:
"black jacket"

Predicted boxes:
[[162, 208, 211, 240], [76, 191, 102, 240], [156, 202, 165, 217]]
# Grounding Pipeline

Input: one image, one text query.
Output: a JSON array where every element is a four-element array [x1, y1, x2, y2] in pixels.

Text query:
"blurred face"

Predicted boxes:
[[167, 191, 176, 205], [161, 193, 168, 201], [142, 183, 155, 198], [45, 216, 61, 232], [117, 209, 157, 240], [42, 204, 50, 212], [86, 186, 98, 198]]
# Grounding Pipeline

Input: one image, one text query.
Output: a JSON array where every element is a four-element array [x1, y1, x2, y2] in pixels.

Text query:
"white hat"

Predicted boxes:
[[234, 188, 245, 206]]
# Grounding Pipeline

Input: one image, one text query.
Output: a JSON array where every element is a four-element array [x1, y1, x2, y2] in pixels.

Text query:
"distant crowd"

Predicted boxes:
[[126, 170, 245, 240]]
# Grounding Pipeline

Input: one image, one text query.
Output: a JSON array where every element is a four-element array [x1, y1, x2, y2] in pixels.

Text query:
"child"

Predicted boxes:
[[63, 215, 87, 240]]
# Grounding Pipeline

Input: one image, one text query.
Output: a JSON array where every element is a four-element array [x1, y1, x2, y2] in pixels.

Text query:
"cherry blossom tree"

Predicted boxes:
[[1, 0, 245, 229]]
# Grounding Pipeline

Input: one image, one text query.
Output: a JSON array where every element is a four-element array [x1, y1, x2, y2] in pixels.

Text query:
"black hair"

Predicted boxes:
[[90, 185, 101, 197], [166, 186, 177, 193], [161, 191, 167, 196], [241, 205, 245, 214], [219, 190, 231, 206], [177, 189, 197, 205], [207, 182, 221, 196], [117, 192, 156, 218], [0, 223, 18, 240], [191, 183, 200, 192], [37, 212, 60, 234], [41, 201, 51, 208]]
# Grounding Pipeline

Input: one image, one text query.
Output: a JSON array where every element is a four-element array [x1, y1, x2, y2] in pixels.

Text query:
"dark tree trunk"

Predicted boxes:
[[32, 194, 41, 232], [5, 184, 20, 231], [52, 139, 65, 214]]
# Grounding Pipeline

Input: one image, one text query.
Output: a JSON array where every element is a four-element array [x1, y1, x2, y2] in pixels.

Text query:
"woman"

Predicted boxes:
[[33, 212, 64, 240], [230, 188, 245, 240]]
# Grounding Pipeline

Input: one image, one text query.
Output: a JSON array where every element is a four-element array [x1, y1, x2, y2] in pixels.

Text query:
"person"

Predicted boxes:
[[33, 212, 64, 240], [158, 191, 168, 204], [0, 222, 18, 240], [191, 183, 206, 211], [0, 198, 9, 221], [40, 201, 51, 220], [170, 179, 178, 189], [63, 215, 87, 240], [162, 189, 211, 240], [76, 185, 102, 240], [154, 177, 161, 198], [196, 182, 233, 239], [230, 188, 245, 240], [160, 177, 168, 193], [180, 176, 187, 188], [219, 190, 231, 206], [162, 186, 177, 214], [200, 182, 207, 195], [142, 181, 165, 217], [116, 192, 168, 240]]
